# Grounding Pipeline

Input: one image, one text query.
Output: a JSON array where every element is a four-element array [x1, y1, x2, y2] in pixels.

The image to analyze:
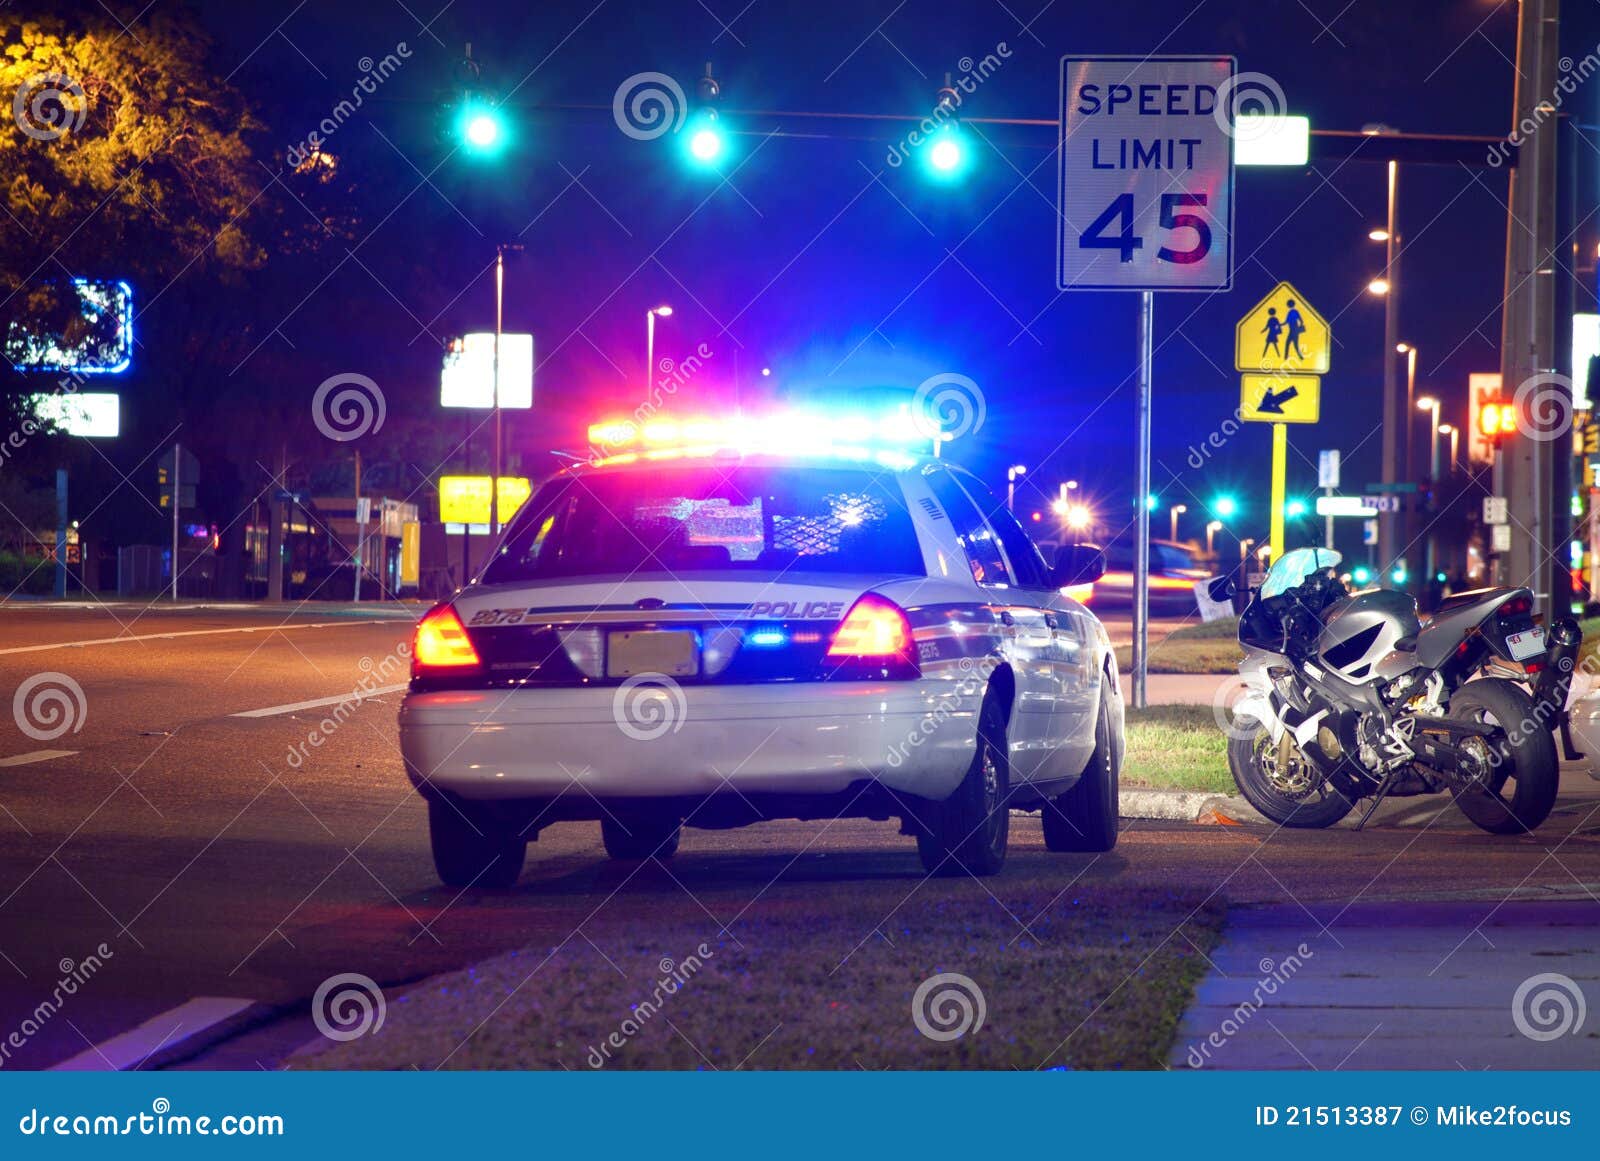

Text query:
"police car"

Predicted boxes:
[[399, 413, 1122, 888]]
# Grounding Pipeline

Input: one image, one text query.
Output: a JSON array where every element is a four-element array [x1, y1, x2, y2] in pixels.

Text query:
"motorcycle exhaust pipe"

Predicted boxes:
[[1532, 616, 1582, 728]]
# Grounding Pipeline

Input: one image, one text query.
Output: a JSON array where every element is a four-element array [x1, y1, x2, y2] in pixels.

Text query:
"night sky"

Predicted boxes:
[[180, 0, 1583, 549]]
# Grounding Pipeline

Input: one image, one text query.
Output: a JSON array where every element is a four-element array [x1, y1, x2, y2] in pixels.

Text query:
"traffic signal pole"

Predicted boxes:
[[1498, 0, 1561, 608]]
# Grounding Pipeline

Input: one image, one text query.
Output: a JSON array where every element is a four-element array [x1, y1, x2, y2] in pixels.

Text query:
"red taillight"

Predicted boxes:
[[1502, 595, 1533, 618], [413, 605, 480, 675], [825, 595, 918, 679]]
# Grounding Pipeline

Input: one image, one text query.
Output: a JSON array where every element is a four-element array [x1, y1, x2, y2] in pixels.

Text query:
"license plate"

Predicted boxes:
[[607, 630, 699, 677], [1506, 628, 1545, 661]]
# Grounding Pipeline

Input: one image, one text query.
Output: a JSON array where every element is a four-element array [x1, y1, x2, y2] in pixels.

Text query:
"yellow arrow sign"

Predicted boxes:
[[1240, 373, 1321, 424], [1235, 281, 1330, 374]]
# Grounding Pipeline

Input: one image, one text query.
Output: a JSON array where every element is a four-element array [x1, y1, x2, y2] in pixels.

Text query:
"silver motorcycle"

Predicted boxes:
[[1217, 547, 1579, 834]]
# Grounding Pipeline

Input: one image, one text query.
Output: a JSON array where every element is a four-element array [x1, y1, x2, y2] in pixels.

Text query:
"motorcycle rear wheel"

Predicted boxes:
[[1228, 718, 1355, 828], [1446, 679, 1558, 835]]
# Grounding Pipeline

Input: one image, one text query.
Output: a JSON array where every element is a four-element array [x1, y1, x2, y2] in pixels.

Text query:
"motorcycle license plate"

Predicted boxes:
[[1506, 628, 1545, 661], [607, 630, 699, 677]]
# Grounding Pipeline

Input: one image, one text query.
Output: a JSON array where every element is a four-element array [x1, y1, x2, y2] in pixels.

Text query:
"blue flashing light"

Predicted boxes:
[[745, 629, 788, 648]]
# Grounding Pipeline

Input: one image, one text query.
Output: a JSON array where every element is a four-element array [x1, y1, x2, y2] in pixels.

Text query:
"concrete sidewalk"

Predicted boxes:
[[1120, 672, 1238, 706], [1172, 900, 1600, 1069]]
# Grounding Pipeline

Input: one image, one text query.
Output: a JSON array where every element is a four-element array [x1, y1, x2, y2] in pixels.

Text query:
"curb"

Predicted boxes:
[[1118, 789, 1263, 824]]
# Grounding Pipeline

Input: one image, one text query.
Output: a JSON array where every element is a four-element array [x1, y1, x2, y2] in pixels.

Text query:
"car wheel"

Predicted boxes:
[[429, 800, 526, 888], [1042, 679, 1120, 852], [600, 814, 682, 860], [916, 695, 1010, 877]]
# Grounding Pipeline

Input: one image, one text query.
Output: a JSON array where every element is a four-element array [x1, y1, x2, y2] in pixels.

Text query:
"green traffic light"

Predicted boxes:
[[455, 99, 509, 158], [920, 125, 972, 183], [1212, 496, 1238, 519], [681, 110, 729, 169], [1351, 566, 1372, 585], [1285, 499, 1307, 517]]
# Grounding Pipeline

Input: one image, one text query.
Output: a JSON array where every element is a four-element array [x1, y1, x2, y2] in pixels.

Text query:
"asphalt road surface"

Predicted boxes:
[[1, 602, 1597, 1070]]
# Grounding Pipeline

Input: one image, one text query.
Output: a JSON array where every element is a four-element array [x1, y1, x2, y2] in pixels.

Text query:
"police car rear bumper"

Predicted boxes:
[[399, 682, 978, 803]]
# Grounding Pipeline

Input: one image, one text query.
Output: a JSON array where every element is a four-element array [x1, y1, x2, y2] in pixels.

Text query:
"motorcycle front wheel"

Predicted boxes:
[[1228, 718, 1355, 828], [1446, 678, 1559, 835]]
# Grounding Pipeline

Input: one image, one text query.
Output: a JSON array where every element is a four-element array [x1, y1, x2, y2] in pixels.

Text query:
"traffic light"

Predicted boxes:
[[681, 63, 730, 170], [1285, 499, 1307, 517], [455, 98, 509, 157], [1212, 495, 1238, 519], [1475, 397, 1517, 445], [918, 76, 973, 184]]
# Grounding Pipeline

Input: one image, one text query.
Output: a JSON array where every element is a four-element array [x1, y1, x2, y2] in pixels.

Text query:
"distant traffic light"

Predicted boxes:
[[1212, 495, 1238, 519], [458, 102, 507, 154], [1475, 397, 1517, 444], [446, 45, 510, 159], [1285, 499, 1307, 517], [682, 64, 730, 170]]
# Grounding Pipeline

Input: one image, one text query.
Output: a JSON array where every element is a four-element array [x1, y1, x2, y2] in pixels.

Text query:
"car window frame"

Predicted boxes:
[[921, 467, 1014, 589], [945, 468, 1054, 591]]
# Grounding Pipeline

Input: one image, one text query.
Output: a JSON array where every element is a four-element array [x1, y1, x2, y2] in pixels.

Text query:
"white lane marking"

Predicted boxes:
[[0, 620, 408, 656], [0, 750, 77, 767], [51, 996, 256, 1071], [231, 683, 409, 718]]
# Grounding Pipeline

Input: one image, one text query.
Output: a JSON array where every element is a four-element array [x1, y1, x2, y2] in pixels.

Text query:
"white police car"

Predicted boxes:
[[399, 413, 1122, 887]]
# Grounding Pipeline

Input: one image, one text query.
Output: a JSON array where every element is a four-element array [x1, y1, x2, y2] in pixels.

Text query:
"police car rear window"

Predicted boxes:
[[482, 466, 925, 581]]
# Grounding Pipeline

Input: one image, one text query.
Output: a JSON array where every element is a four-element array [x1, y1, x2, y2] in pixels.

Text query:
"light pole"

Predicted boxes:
[[489, 242, 524, 544], [1439, 423, 1459, 473], [1366, 146, 1400, 571], [646, 305, 673, 399], [1169, 503, 1187, 542], [1418, 394, 1441, 591], [1206, 520, 1223, 557], [1006, 464, 1027, 512]]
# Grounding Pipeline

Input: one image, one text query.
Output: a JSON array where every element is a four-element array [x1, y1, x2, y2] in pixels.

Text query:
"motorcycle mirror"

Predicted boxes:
[[1206, 575, 1236, 602]]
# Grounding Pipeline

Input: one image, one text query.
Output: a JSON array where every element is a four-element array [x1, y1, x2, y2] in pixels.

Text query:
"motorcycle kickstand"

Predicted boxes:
[[1352, 766, 1404, 832]]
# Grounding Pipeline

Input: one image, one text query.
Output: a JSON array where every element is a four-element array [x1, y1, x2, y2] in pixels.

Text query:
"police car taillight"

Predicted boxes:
[[413, 605, 481, 676], [825, 595, 918, 679]]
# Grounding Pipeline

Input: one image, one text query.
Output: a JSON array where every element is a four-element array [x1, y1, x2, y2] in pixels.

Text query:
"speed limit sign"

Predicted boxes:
[[1056, 56, 1235, 292]]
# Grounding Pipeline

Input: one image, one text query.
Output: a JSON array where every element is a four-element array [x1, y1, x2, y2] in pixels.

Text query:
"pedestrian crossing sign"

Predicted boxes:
[[1235, 281, 1330, 374]]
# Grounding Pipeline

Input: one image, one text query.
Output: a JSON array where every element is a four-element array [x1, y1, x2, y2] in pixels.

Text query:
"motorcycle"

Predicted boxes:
[[1215, 547, 1583, 834]]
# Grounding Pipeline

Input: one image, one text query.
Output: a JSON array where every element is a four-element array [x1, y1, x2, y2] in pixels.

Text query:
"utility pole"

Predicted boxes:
[[1498, 0, 1562, 608]]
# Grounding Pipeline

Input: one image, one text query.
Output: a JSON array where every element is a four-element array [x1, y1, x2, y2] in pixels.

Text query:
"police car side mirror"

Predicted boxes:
[[1054, 543, 1105, 587], [1206, 575, 1237, 603]]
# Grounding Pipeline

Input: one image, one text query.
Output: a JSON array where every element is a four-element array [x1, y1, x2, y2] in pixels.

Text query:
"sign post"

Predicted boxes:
[[1058, 55, 1235, 708], [1235, 281, 1330, 561]]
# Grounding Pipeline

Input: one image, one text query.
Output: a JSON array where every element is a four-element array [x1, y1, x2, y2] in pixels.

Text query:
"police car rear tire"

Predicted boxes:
[[916, 696, 1010, 877], [429, 800, 526, 888], [1043, 680, 1120, 852]]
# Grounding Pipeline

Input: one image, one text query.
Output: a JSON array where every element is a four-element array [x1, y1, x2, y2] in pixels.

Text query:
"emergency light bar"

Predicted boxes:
[[585, 411, 934, 465]]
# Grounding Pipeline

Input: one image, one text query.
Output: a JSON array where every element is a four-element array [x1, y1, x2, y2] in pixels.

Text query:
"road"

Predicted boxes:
[[1, 602, 1597, 1070]]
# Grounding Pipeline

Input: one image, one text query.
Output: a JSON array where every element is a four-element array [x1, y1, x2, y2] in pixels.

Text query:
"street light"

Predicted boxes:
[[1206, 519, 1223, 556], [488, 242, 524, 539], [1169, 503, 1187, 541], [1006, 464, 1027, 512], [1065, 503, 1093, 532], [1439, 422, 1460, 473], [1366, 277, 1390, 295], [646, 305, 672, 397], [1418, 394, 1442, 591]]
